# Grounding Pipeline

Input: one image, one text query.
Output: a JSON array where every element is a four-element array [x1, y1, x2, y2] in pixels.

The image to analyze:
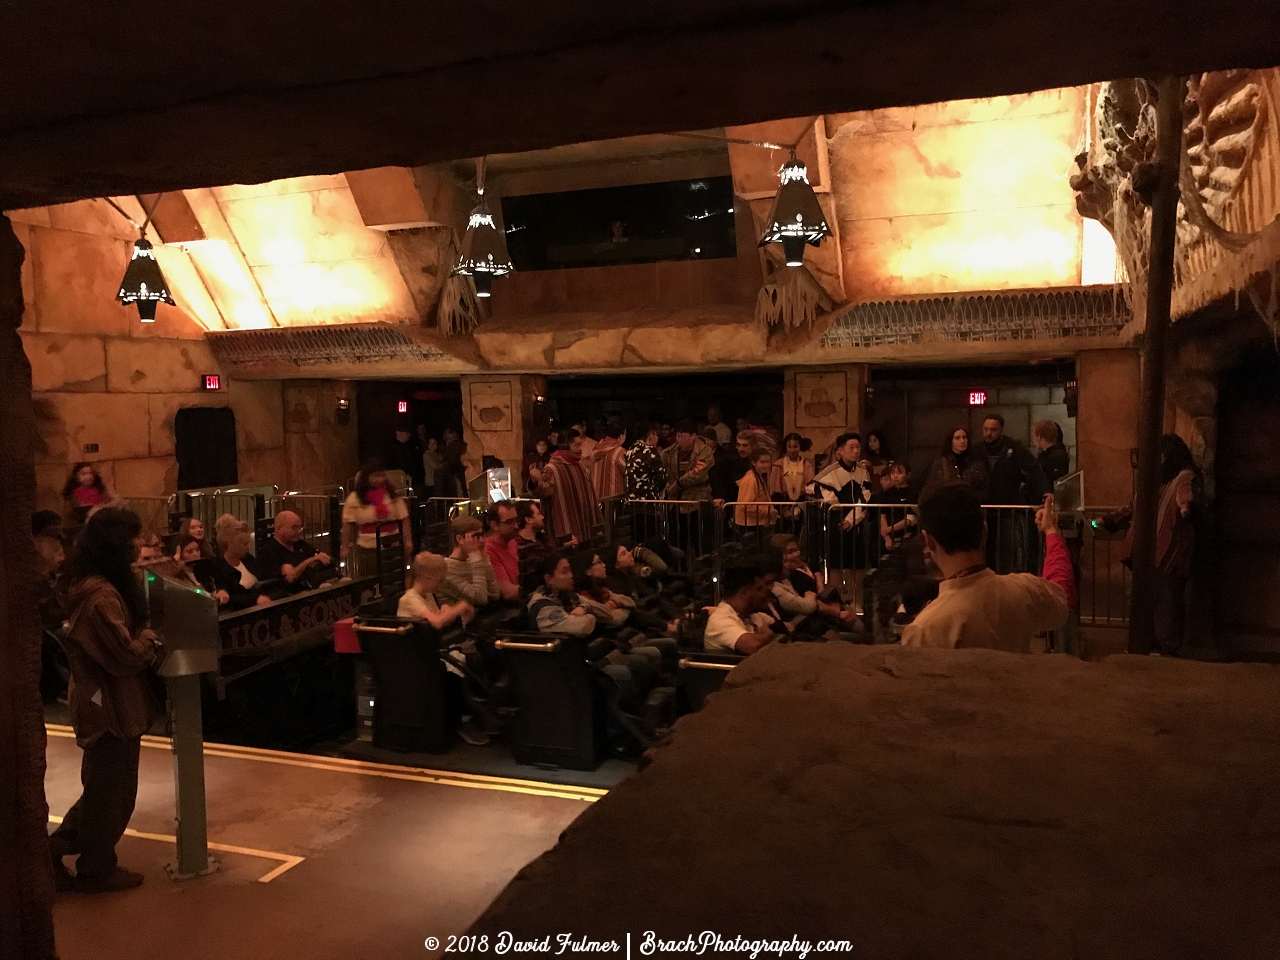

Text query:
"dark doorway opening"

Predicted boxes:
[[545, 370, 785, 440], [1213, 349, 1280, 659], [175, 407, 238, 490], [356, 381, 464, 468]]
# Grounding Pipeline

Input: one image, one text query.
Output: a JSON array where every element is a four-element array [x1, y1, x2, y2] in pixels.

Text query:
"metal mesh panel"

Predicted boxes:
[[207, 323, 447, 372], [819, 286, 1130, 349]]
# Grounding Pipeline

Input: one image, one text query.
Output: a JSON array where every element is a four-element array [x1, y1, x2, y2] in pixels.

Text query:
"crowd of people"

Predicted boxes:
[[39, 400, 1207, 895]]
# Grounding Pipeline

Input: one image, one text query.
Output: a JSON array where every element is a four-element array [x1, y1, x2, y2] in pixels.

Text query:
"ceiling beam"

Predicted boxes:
[[1, 0, 1278, 209]]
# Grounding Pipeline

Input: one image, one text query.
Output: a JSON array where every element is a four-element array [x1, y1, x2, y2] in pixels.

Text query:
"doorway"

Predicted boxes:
[[175, 407, 238, 490]]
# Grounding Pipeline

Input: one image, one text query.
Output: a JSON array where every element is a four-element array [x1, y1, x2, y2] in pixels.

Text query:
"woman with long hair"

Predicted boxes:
[[177, 516, 213, 558], [49, 507, 159, 892], [769, 433, 814, 503], [62, 462, 114, 525], [1107, 434, 1204, 656], [864, 429, 893, 493], [342, 462, 413, 577], [921, 427, 990, 503], [523, 437, 552, 492]]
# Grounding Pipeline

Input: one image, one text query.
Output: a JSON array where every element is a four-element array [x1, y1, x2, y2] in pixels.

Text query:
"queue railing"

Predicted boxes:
[[1076, 507, 1131, 626]]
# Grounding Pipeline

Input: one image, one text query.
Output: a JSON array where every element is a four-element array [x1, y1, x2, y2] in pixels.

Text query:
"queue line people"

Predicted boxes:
[[1033, 420, 1070, 486], [529, 428, 602, 544], [342, 463, 413, 578], [50, 507, 159, 893], [624, 421, 667, 502], [590, 422, 628, 502], [63, 462, 116, 526], [808, 432, 872, 610]]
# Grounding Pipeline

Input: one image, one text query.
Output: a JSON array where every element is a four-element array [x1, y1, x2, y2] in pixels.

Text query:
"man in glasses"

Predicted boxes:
[[483, 502, 523, 601], [257, 510, 334, 592]]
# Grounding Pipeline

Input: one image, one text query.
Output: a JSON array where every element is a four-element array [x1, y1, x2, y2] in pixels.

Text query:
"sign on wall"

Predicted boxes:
[[794, 372, 847, 429], [468, 381, 514, 432]]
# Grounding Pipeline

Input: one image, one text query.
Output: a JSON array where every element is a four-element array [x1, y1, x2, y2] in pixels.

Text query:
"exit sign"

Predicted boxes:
[[969, 391, 987, 406], [202, 374, 221, 391], [397, 400, 409, 413]]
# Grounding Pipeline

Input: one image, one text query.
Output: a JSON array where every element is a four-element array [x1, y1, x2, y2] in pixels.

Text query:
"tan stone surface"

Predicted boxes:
[[146, 245, 226, 334], [285, 432, 326, 492], [105, 337, 217, 392], [21, 333, 106, 392], [471, 644, 1280, 958], [1077, 349, 1139, 507], [284, 384, 321, 433], [112, 456, 178, 497], [827, 87, 1086, 136], [476, 330, 556, 370], [33, 393, 151, 463], [221, 187, 390, 267], [830, 109, 1083, 222], [345, 166, 430, 229], [624, 322, 767, 367], [227, 379, 285, 451], [839, 205, 1083, 300], [28, 225, 134, 337], [44, 199, 138, 241], [252, 257, 416, 326], [211, 175, 350, 202], [238, 446, 289, 486]]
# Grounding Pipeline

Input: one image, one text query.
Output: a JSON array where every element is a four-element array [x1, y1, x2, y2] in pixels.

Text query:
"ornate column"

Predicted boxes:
[[0, 214, 56, 957]]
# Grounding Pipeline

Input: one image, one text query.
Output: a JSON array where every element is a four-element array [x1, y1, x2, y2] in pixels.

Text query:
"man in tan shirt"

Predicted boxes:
[[902, 485, 1074, 652]]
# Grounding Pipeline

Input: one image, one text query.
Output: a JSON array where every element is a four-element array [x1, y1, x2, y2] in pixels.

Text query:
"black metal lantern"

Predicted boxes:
[[758, 157, 832, 267], [116, 239, 175, 322], [451, 200, 513, 298]]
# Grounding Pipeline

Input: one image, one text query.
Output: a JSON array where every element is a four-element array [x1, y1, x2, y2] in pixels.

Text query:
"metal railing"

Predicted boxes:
[[1076, 507, 1131, 626]]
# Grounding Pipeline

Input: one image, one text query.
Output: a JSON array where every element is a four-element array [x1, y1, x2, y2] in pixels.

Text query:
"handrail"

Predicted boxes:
[[495, 638, 562, 653], [353, 623, 412, 636], [678, 658, 736, 672]]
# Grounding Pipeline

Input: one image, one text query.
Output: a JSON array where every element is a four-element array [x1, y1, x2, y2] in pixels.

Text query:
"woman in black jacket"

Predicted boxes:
[[208, 516, 272, 610]]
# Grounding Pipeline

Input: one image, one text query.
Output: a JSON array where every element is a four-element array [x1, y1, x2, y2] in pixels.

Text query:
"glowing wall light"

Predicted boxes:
[[116, 239, 175, 321]]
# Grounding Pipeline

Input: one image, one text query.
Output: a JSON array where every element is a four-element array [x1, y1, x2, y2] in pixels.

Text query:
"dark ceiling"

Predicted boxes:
[[1, 0, 1278, 209]]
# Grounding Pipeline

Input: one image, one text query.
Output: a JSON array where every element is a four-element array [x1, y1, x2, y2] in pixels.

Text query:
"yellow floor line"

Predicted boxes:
[[47, 815, 304, 884], [46, 725, 605, 803]]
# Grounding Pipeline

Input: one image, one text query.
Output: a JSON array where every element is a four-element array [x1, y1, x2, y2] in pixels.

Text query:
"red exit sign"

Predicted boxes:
[[969, 391, 987, 406], [202, 374, 221, 391], [397, 400, 409, 413]]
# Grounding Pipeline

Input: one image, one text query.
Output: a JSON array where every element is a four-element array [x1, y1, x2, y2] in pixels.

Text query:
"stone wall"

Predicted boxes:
[[460, 374, 546, 494], [827, 88, 1104, 302], [10, 201, 289, 515], [782, 365, 866, 460]]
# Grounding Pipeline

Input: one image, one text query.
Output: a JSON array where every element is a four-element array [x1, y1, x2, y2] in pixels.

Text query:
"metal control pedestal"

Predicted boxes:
[[148, 572, 222, 880]]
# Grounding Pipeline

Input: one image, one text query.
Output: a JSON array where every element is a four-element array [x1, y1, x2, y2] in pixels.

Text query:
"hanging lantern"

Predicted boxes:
[[116, 239, 175, 322], [451, 197, 513, 299], [758, 157, 831, 267]]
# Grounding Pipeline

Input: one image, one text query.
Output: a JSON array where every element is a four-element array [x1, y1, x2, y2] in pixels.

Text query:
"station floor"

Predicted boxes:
[[45, 725, 607, 960]]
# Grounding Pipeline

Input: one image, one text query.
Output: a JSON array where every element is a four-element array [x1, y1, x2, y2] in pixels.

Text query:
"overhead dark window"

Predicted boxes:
[[175, 407, 238, 490], [500, 176, 737, 271]]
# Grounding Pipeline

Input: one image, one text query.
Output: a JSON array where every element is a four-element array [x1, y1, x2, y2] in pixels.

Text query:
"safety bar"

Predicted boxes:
[[495, 638, 563, 653], [353, 623, 413, 635], [678, 658, 736, 672]]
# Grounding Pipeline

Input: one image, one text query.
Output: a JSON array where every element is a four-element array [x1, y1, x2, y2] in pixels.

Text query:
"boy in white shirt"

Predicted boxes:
[[398, 551, 475, 630]]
